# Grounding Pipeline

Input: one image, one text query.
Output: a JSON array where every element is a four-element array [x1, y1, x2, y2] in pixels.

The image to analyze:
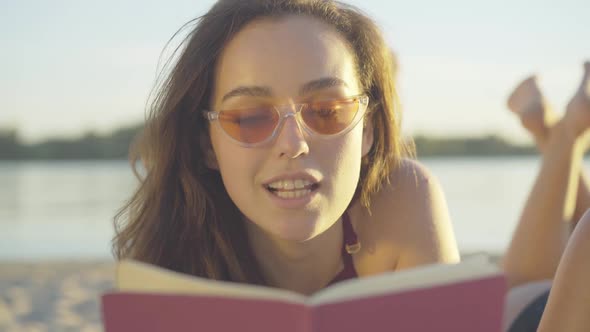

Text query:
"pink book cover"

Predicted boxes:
[[101, 258, 506, 332], [102, 294, 310, 332], [311, 276, 506, 332]]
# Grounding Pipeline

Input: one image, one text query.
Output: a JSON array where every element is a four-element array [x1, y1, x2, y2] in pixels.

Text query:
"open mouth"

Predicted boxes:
[[264, 183, 320, 199]]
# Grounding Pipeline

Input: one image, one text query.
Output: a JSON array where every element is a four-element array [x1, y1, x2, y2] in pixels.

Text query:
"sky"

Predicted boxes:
[[1, 0, 589, 144]]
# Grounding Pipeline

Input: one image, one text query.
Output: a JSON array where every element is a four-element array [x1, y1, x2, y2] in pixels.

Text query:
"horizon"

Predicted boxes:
[[0, 121, 539, 147], [2, 0, 589, 144]]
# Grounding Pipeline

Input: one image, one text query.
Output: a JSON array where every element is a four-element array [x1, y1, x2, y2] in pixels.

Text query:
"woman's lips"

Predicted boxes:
[[263, 183, 320, 209]]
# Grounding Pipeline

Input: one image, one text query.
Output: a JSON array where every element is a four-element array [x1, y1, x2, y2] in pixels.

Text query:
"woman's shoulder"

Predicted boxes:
[[352, 158, 460, 274], [375, 158, 442, 209]]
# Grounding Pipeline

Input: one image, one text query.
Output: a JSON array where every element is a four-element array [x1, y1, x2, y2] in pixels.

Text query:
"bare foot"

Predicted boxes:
[[507, 76, 557, 148], [563, 62, 590, 139]]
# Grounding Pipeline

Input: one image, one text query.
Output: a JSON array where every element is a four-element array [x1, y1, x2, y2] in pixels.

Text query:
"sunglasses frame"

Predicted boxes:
[[204, 94, 370, 148]]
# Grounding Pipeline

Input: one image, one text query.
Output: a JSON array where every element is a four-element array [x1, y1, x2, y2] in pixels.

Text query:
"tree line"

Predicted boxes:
[[0, 125, 141, 160], [0, 125, 536, 160]]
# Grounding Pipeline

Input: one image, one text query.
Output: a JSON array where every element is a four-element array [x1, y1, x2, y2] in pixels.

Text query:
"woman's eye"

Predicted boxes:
[[312, 108, 337, 117], [235, 109, 275, 125], [241, 114, 271, 124]]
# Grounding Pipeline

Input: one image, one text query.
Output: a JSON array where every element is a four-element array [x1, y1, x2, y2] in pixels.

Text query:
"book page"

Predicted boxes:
[[309, 255, 502, 306], [116, 260, 306, 304]]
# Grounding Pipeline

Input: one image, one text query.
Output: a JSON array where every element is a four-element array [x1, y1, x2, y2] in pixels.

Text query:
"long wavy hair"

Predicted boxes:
[[113, 0, 414, 285]]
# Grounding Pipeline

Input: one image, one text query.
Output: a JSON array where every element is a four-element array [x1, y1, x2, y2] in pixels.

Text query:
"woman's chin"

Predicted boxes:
[[273, 224, 320, 242], [270, 217, 337, 243]]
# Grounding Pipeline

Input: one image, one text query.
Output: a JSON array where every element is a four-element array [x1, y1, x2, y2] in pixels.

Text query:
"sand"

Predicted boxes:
[[0, 260, 114, 332]]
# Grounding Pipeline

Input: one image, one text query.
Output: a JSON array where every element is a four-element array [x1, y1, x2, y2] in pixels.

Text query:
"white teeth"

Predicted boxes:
[[267, 179, 313, 190], [273, 189, 312, 199]]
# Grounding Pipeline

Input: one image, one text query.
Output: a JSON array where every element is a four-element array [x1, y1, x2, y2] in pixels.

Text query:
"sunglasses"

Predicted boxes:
[[205, 94, 369, 147]]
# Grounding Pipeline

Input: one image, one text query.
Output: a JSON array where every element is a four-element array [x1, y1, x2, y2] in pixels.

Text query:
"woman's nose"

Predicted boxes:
[[273, 113, 310, 159]]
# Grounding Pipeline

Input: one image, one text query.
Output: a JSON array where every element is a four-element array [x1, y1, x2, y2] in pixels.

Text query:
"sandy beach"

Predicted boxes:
[[0, 261, 115, 332]]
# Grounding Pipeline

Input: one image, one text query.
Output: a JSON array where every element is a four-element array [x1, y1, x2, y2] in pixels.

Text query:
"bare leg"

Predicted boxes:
[[537, 209, 590, 331], [507, 73, 590, 226], [502, 63, 590, 287], [565, 62, 590, 225]]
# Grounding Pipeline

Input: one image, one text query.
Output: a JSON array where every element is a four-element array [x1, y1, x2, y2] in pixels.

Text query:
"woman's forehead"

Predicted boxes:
[[212, 15, 360, 102]]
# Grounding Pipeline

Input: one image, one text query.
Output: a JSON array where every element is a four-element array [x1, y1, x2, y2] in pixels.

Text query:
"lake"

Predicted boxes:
[[0, 157, 560, 260]]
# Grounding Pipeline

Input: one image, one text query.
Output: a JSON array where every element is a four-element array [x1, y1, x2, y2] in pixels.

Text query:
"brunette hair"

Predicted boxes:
[[113, 0, 414, 284]]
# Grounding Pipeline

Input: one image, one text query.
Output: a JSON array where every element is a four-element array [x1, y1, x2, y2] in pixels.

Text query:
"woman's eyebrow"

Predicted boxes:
[[221, 86, 273, 102], [299, 77, 348, 95], [220, 77, 347, 102]]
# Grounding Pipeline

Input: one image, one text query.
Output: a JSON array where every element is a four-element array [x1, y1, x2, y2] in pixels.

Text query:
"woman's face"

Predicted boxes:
[[209, 15, 373, 242]]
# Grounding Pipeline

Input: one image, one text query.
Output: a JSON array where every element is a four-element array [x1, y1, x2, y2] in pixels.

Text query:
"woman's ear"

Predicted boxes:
[[361, 120, 374, 157]]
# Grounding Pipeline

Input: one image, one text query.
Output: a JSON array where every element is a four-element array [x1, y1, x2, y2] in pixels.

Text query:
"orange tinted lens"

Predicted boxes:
[[301, 99, 359, 135], [218, 107, 278, 144]]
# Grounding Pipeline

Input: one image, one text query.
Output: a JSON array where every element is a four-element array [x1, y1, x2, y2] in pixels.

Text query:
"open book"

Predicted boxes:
[[101, 255, 506, 332]]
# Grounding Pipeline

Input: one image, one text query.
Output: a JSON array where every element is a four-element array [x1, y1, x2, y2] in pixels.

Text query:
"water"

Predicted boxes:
[[0, 157, 555, 260], [424, 157, 539, 254], [0, 161, 138, 260]]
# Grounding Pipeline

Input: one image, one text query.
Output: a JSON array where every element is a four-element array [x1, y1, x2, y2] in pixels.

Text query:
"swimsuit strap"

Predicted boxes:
[[327, 211, 360, 285], [342, 210, 361, 255]]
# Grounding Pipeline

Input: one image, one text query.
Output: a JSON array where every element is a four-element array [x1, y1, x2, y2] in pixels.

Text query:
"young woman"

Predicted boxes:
[[114, 0, 458, 293], [113, 0, 590, 330]]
